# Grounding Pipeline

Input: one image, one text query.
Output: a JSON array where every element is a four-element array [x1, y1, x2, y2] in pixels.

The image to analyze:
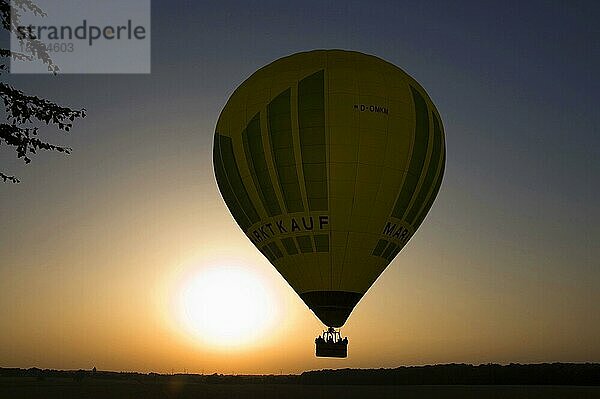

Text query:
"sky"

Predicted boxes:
[[1, 0, 599, 374]]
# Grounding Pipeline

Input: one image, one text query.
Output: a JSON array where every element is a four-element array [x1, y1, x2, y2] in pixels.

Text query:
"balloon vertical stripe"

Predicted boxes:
[[281, 237, 299, 255], [391, 86, 430, 220], [406, 106, 443, 224], [296, 235, 314, 253], [413, 118, 445, 229], [268, 241, 284, 259], [242, 112, 282, 217], [217, 134, 260, 226], [314, 234, 330, 252], [267, 89, 305, 213], [372, 239, 388, 256], [213, 133, 252, 231], [298, 70, 328, 212], [382, 242, 398, 260]]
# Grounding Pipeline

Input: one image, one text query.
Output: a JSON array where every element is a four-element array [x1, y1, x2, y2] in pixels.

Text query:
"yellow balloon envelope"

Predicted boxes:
[[213, 50, 445, 329]]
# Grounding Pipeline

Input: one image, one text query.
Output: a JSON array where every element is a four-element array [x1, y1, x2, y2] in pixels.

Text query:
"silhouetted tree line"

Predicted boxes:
[[0, 367, 297, 384], [1, 363, 598, 385], [300, 363, 600, 386]]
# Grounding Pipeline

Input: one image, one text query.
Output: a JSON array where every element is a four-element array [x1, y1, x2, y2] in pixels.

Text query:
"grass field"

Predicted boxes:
[[1, 377, 599, 399]]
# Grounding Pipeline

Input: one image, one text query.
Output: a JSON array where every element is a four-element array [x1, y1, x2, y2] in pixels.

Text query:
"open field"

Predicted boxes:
[[1, 377, 599, 399]]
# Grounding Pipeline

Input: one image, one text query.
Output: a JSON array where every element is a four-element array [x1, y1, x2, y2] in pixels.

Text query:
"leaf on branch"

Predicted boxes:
[[1, 123, 73, 165], [0, 82, 85, 127], [0, 171, 20, 183], [0, 48, 34, 61]]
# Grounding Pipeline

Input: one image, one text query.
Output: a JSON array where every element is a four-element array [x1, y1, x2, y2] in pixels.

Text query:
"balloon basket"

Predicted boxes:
[[315, 327, 348, 358]]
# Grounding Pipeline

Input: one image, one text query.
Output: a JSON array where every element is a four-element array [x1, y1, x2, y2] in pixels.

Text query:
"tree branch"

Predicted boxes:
[[0, 171, 20, 183]]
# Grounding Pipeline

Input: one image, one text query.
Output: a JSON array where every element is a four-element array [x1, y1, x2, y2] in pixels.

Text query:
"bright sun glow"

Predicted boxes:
[[175, 264, 276, 349]]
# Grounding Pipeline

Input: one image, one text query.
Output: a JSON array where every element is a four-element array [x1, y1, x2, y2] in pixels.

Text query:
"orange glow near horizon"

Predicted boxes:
[[1, 163, 598, 375]]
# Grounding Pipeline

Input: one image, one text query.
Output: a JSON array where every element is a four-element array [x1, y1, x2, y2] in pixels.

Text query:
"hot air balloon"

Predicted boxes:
[[213, 50, 445, 358]]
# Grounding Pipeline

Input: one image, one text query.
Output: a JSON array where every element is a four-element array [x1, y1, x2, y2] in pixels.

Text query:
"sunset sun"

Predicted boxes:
[[175, 265, 276, 348]]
